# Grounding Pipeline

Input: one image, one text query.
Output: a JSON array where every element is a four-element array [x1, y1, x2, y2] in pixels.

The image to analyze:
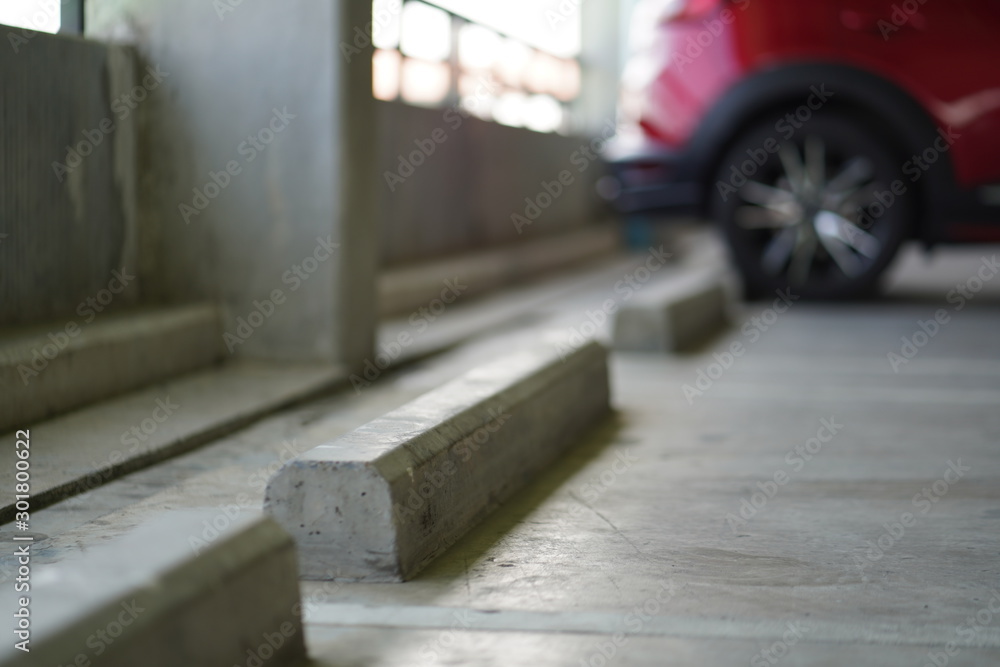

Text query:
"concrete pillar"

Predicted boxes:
[[578, 0, 623, 133], [84, 0, 377, 369]]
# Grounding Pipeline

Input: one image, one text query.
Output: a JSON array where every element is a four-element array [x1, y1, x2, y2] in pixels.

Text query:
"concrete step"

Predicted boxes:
[[0, 360, 345, 523], [378, 225, 621, 318], [0, 303, 223, 432]]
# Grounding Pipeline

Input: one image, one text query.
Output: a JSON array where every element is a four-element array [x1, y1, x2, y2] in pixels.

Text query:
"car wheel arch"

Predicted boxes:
[[689, 62, 956, 243]]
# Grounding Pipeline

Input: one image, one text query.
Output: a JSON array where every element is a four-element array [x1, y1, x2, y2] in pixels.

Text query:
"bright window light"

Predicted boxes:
[[400, 58, 451, 106], [428, 0, 580, 57], [524, 52, 563, 96], [459, 24, 501, 71], [493, 91, 528, 129], [496, 39, 533, 88], [459, 74, 496, 120], [372, 0, 402, 50], [373, 1, 581, 134], [554, 59, 581, 102], [373, 49, 402, 101], [460, 93, 494, 121], [400, 1, 451, 62], [0, 0, 61, 33], [523, 95, 564, 133]]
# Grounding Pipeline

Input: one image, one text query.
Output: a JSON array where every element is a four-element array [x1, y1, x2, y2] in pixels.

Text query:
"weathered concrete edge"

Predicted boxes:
[[265, 337, 611, 582], [0, 516, 305, 667]]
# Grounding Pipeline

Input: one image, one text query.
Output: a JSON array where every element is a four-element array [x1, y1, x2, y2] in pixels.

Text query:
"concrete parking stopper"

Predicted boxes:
[[613, 269, 732, 352], [0, 514, 305, 667], [264, 336, 611, 582]]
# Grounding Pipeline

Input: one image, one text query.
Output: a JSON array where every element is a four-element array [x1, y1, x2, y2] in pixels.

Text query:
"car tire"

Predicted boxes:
[[711, 112, 912, 300]]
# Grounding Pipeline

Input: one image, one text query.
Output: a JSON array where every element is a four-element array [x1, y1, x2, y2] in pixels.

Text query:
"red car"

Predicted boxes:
[[606, 0, 1000, 298]]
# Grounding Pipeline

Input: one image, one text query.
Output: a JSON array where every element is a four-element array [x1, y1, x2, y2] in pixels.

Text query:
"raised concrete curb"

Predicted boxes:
[[613, 269, 732, 353], [0, 303, 223, 432], [0, 514, 305, 667], [265, 336, 610, 582]]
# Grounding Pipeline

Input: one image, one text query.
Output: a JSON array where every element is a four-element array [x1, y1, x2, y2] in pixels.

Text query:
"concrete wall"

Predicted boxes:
[[84, 0, 377, 367], [377, 101, 611, 267], [0, 30, 138, 325]]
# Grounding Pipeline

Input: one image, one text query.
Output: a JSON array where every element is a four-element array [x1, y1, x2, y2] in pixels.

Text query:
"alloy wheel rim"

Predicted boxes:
[[734, 136, 885, 286]]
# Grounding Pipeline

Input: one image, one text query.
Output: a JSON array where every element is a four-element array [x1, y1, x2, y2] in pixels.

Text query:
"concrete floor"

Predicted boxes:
[[4, 238, 1000, 665]]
